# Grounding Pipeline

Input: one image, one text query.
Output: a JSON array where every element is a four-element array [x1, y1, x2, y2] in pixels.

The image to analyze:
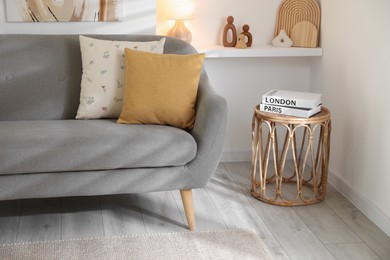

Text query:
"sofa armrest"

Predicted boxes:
[[186, 72, 228, 186]]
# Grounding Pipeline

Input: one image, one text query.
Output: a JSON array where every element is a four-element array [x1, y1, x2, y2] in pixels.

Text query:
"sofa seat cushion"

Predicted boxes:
[[0, 120, 197, 175]]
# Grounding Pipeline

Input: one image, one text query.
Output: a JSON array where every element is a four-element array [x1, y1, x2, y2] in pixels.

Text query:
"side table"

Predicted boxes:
[[251, 105, 331, 206]]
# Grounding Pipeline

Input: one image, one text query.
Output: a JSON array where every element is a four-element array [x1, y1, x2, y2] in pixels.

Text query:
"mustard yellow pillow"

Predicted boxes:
[[117, 48, 205, 129]]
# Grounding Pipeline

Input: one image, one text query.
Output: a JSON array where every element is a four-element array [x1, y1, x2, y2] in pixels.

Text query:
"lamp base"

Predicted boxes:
[[167, 20, 192, 44]]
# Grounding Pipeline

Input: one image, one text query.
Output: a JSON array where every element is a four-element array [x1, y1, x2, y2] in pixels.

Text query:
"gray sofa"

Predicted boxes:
[[0, 34, 227, 231]]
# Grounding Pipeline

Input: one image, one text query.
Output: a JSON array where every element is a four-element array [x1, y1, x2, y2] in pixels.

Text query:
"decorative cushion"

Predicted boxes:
[[117, 48, 205, 129], [76, 36, 166, 119]]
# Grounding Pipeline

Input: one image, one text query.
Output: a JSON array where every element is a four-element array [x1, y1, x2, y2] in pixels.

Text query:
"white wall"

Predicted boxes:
[[0, 0, 156, 34], [311, 0, 390, 235]]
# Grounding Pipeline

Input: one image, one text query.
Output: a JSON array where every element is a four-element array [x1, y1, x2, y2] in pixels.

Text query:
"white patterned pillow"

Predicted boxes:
[[76, 36, 166, 119]]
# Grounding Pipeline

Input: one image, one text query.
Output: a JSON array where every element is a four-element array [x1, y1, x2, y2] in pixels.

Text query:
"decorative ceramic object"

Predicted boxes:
[[235, 34, 247, 49], [222, 16, 237, 47], [272, 29, 293, 47], [241, 24, 253, 47]]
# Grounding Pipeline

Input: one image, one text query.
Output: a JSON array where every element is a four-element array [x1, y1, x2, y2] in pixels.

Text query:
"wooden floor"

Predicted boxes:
[[0, 162, 389, 260]]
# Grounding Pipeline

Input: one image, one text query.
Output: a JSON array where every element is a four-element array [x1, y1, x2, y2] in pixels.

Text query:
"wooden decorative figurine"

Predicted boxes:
[[235, 34, 247, 49], [222, 16, 237, 47], [241, 24, 253, 47]]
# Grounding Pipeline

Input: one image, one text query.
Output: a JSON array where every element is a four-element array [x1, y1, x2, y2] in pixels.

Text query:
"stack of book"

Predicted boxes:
[[260, 89, 322, 118]]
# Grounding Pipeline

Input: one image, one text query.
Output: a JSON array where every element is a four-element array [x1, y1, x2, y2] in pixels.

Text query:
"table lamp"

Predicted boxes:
[[165, 0, 195, 44]]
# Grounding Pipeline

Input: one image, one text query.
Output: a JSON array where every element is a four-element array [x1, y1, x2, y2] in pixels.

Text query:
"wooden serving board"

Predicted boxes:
[[275, 0, 320, 47]]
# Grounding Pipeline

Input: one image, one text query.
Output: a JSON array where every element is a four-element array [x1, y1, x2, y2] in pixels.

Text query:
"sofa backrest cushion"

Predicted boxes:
[[0, 34, 197, 121]]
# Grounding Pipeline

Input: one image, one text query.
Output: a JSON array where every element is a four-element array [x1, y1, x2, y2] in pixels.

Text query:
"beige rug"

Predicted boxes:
[[0, 229, 274, 260]]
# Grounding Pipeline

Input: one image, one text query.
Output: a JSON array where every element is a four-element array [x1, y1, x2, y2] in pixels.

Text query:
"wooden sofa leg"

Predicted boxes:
[[180, 189, 195, 231]]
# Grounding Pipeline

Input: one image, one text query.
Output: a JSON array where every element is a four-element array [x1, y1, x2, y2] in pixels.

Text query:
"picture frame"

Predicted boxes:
[[5, 0, 123, 22]]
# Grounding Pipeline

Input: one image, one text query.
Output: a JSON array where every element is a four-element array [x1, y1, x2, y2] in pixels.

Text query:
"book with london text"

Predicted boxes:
[[260, 103, 321, 118], [262, 89, 322, 109]]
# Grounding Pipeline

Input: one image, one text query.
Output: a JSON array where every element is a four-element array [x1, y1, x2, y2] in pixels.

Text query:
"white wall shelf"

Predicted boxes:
[[194, 44, 323, 58]]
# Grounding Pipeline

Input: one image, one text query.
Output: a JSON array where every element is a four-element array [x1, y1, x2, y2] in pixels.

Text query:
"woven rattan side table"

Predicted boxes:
[[251, 105, 331, 206]]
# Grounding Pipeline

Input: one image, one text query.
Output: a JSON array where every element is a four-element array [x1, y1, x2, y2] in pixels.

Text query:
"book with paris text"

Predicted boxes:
[[262, 89, 322, 109], [260, 103, 321, 118]]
